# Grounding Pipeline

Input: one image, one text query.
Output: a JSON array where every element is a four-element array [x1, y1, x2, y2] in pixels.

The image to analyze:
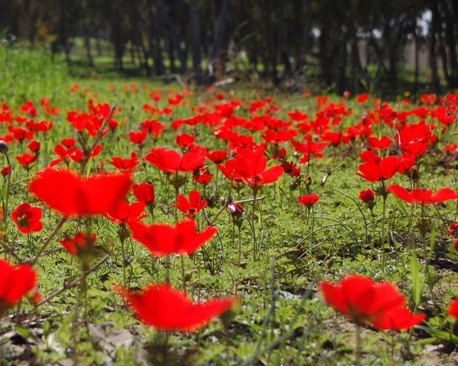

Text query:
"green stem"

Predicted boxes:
[[355, 323, 361, 365], [31, 217, 67, 265], [120, 236, 127, 285], [181, 256, 186, 292], [380, 181, 387, 269], [251, 187, 258, 261]]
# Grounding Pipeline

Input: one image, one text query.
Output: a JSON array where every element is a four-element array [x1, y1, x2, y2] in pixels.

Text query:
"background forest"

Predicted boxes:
[[1, 0, 457, 96]]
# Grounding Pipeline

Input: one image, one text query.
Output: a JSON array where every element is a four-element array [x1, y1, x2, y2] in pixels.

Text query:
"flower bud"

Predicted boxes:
[[0, 140, 8, 153]]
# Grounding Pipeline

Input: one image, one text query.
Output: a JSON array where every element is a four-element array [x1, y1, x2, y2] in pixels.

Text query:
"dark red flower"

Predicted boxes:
[[448, 223, 458, 238], [60, 232, 97, 256], [281, 162, 301, 177], [321, 275, 425, 331], [115, 283, 236, 332], [1, 167, 11, 177], [387, 185, 458, 205], [29, 168, 132, 217], [359, 189, 375, 205], [146, 148, 205, 174], [129, 219, 217, 257], [297, 194, 319, 207], [11, 202, 43, 234], [0, 259, 37, 316], [174, 190, 207, 218], [356, 156, 401, 182]]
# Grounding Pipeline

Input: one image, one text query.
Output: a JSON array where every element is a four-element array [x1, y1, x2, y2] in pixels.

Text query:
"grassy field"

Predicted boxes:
[[0, 44, 457, 365]]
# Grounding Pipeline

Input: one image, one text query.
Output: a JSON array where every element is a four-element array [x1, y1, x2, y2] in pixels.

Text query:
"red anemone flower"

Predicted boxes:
[[114, 283, 236, 332], [174, 190, 207, 218], [297, 194, 320, 208], [218, 148, 283, 189], [0, 259, 37, 316], [193, 166, 214, 185], [321, 275, 425, 331], [28, 141, 41, 154], [145, 148, 205, 174], [207, 150, 228, 164], [448, 223, 458, 238], [129, 219, 217, 257], [29, 168, 132, 217], [110, 152, 139, 171], [291, 140, 328, 164], [11, 202, 43, 234], [1, 167, 11, 177], [176, 133, 196, 148], [60, 232, 97, 256], [356, 156, 401, 182], [16, 153, 37, 168], [368, 136, 392, 150], [356, 93, 369, 103], [449, 298, 458, 320], [387, 185, 458, 205], [132, 183, 155, 205], [106, 201, 147, 225], [129, 130, 147, 145], [359, 189, 375, 205]]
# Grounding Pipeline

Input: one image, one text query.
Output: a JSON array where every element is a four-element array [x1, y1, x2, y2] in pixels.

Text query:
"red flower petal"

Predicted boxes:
[[116, 283, 236, 332], [29, 168, 132, 217]]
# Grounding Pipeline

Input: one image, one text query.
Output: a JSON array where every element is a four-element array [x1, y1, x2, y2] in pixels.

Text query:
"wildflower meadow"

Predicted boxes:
[[0, 46, 457, 365]]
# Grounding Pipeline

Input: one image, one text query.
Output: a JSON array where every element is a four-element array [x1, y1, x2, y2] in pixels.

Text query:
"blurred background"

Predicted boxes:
[[0, 0, 457, 96]]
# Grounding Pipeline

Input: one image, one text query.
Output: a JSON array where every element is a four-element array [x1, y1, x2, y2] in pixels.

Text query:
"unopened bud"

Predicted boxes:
[[228, 202, 244, 217], [0, 141, 8, 154]]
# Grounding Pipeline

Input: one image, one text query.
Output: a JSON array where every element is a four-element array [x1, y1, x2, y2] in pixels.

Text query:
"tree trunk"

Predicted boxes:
[[413, 30, 419, 93], [279, 0, 292, 77], [189, 0, 203, 83], [207, 0, 230, 81], [337, 25, 348, 93], [429, 0, 441, 92], [444, 0, 458, 87], [147, 0, 165, 76], [83, 29, 94, 67], [156, 0, 187, 73]]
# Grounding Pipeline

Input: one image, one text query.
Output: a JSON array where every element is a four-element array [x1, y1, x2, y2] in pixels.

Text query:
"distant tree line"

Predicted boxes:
[[1, 0, 457, 94]]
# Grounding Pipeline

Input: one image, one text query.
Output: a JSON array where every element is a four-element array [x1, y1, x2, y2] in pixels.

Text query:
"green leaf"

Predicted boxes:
[[14, 324, 36, 341]]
